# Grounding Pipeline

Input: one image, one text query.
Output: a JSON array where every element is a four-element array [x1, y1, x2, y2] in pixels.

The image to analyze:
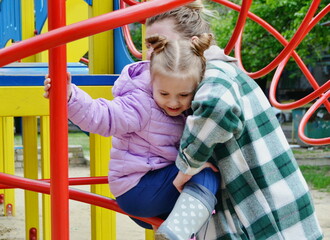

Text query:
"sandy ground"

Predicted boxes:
[[0, 166, 329, 240]]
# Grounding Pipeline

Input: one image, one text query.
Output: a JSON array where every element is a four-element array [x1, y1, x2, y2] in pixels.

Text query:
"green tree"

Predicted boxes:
[[208, 0, 329, 91]]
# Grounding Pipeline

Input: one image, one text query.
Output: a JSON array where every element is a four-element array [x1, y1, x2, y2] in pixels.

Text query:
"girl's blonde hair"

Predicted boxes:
[[146, 0, 215, 41], [146, 33, 213, 84]]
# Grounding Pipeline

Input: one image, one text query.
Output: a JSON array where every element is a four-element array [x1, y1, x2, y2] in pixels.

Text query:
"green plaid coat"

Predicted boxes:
[[176, 54, 323, 239]]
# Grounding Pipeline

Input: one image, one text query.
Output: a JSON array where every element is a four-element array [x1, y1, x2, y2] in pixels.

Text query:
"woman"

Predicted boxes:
[[145, 1, 323, 239]]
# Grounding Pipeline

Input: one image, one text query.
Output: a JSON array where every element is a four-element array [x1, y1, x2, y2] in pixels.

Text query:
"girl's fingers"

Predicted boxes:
[[43, 91, 49, 99], [44, 78, 51, 85]]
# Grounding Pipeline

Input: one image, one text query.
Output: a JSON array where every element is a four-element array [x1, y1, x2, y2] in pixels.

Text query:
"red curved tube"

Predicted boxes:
[[0, 173, 163, 227], [215, 1, 330, 111], [0, 0, 194, 67], [123, 0, 139, 6], [240, 0, 321, 78], [269, 54, 330, 110], [224, 0, 252, 55], [121, 0, 143, 59], [213, 0, 330, 144], [298, 90, 330, 145], [80, 57, 89, 65], [268, 5, 330, 111], [123, 25, 143, 59]]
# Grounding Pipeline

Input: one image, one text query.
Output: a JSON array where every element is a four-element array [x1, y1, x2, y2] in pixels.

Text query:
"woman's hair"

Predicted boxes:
[[146, 0, 215, 40], [146, 33, 213, 84]]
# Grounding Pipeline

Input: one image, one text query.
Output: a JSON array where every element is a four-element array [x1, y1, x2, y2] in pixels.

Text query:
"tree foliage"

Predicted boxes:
[[208, 0, 329, 86]]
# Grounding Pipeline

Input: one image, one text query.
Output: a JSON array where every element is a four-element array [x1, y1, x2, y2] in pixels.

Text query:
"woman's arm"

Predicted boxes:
[[176, 73, 244, 175]]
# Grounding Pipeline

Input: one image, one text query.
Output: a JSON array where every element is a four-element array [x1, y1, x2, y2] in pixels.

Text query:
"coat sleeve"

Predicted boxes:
[[176, 78, 244, 175], [68, 84, 151, 137]]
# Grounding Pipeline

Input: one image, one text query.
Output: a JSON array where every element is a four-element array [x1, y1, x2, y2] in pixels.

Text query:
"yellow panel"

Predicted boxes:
[[0, 86, 112, 117], [66, 0, 89, 62], [80, 86, 113, 99], [142, 24, 147, 61], [88, 1, 113, 74], [2, 117, 15, 216], [21, 0, 38, 62], [39, 0, 89, 62], [145, 230, 155, 240], [0, 87, 49, 117], [0, 118, 4, 208], [90, 134, 116, 240], [88, 1, 116, 238], [40, 116, 51, 240], [22, 117, 39, 240]]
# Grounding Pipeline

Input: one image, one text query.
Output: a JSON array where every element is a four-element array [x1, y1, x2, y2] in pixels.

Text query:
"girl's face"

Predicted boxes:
[[146, 19, 182, 59], [152, 75, 196, 117]]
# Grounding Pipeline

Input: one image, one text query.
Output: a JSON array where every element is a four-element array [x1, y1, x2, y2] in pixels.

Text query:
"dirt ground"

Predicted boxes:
[[0, 166, 329, 240]]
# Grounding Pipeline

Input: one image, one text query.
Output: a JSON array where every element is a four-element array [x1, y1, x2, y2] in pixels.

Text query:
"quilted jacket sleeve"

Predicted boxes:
[[68, 84, 151, 137]]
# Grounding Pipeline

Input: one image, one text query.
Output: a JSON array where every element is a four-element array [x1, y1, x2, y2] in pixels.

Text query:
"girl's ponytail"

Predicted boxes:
[[191, 33, 213, 59], [146, 35, 168, 54]]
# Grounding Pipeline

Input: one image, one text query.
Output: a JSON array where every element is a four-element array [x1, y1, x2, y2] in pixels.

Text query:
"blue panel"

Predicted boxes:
[[0, 75, 117, 86], [0, 62, 120, 86], [113, 0, 135, 74], [83, 0, 93, 6], [0, 0, 22, 47], [34, 0, 48, 35], [0, 62, 89, 75], [114, 28, 135, 74]]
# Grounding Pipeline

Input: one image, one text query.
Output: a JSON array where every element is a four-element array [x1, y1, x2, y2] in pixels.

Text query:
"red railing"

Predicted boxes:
[[0, 173, 163, 227], [0, 0, 329, 239], [216, 0, 329, 145]]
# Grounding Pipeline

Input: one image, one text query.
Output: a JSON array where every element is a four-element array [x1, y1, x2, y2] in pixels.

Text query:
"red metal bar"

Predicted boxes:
[[48, 0, 69, 239], [123, 0, 139, 6], [298, 90, 330, 145], [240, 0, 321, 79], [79, 57, 89, 65], [0, 0, 194, 68], [121, 0, 143, 59], [267, 5, 330, 111], [269, 55, 330, 110], [224, 0, 252, 55], [0, 176, 108, 189], [0, 172, 163, 227], [214, 1, 330, 110]]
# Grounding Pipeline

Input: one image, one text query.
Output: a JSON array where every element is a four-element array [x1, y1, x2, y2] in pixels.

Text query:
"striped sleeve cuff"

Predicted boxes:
[[176, 151, 204, 175]]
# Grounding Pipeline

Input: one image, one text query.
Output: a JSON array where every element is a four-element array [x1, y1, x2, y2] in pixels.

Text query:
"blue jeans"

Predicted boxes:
[[116, 164, 221, 229]]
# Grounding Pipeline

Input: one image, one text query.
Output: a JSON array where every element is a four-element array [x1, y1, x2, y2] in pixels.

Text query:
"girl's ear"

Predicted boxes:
[[191, 36, 198, 42]]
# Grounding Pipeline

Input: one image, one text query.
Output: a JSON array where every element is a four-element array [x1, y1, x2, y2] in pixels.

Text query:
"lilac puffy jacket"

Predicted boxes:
[[68, 61, 186, 197]]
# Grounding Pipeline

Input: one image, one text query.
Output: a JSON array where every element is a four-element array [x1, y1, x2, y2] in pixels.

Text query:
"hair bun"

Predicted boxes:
[[191, 33, 213, 58], [185, 0, 204, 11], [145, 34, 168, 54]]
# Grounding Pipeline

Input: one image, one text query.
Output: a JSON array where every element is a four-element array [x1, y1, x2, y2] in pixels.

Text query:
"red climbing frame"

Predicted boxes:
[[0, 0, 195, 239], [0, 0, 329, 239]]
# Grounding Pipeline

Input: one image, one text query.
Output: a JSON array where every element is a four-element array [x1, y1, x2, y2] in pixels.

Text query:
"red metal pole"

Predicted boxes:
[[298, 90, 330, 145], [0, 173, 164, 227], [48, 0, 69, 239], [0, 0, 194, 68], [0, 176, 108, 189], [224, 0, 252, 55]]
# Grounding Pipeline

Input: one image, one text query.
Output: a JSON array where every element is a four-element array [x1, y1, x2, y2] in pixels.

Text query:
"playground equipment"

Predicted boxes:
[[0, 0, 329, 239]]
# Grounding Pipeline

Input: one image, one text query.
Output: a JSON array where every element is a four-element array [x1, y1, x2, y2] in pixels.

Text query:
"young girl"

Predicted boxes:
[[44, 33, 220, 230], [146, 1, 323, 240]]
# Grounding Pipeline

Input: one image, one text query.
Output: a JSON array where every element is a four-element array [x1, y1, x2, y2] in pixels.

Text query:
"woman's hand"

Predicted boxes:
[[173, 171, 192, 192], [173, 162, 219, 192], [43, 72, 72, 101]]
